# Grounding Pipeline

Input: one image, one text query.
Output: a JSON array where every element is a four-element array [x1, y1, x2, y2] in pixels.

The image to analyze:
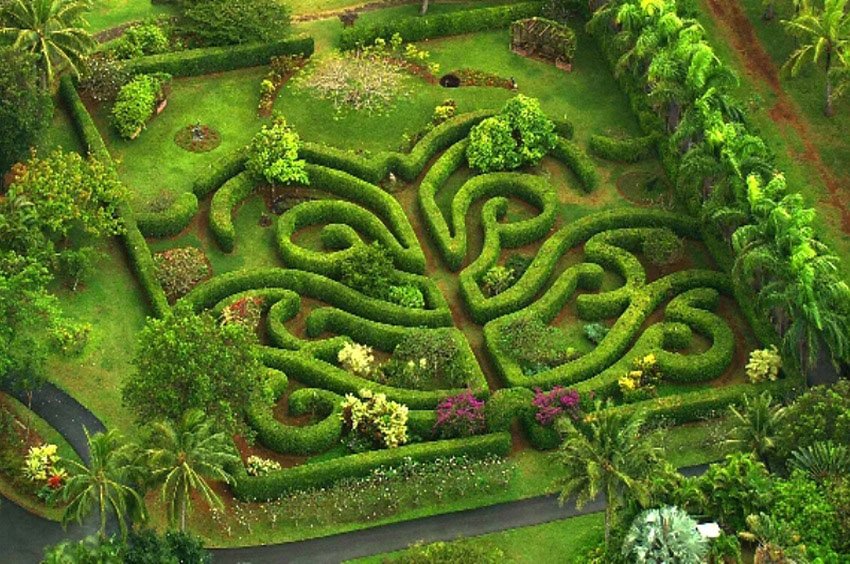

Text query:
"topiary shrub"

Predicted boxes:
[[153, 246, 211, 302], [111, 73, 171, 140], [498, 313, 574, 374], [621, 506, 708, 564], [746, 346, 782, 383], [434, 390, 486, 439], [642, 227, 684, 267], [340, 389, 409, 451], [246, 115, 308, 186], [482, 265, 516, 297], [337, 241, 396, 299], [466, 94, 556, 172]]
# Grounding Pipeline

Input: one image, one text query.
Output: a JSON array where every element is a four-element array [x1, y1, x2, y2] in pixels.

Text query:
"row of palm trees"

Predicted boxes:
[[61, 409, 239, 538], [588, 0, 850, 378], [0, 0, 95, 89]]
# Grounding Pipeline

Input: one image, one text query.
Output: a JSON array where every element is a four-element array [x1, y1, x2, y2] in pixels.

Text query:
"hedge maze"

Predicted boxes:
[[58, 31, 785, 503]]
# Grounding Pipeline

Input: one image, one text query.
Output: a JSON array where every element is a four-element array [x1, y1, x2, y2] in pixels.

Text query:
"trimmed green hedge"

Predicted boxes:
[[135, 192, 198, 238], [192, 147, 247, 197], [339, 3, 543, 49], [231, 432, 512, 501], [551, 138, 598, 192], [588, 133, 658, 163], [58, 76, 170, 317], [210, 171, 255, 253], [123, 35, 315, 77]]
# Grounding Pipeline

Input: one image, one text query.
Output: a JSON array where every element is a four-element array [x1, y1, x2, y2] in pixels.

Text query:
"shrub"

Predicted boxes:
[[390, 329, 467, 388], [432, 99, 457, 124], [340, 389, 409, 450], [179, 0, 291, 47], [694, 453, 771, 532], [622, 506, 708, 564], [111, 73, 171, 139], [482, 265, 516, 297], [466, 94, 556, 172], [642, 227, 684, 267], [153, 246, 211, 302], [0, 47, 51, 173], [337, 241, 396, 299], [618, 353, 662, 401], [531, 386, 582, 426], [337, 342, 376, 378], [499, 313, 572, 373], [387, 283, 425, 309], [777, 381, 850, 456], [769, 472, 842, 553], [220, 295, 263, 331], [746, 346, 782, 383], [78, 53, 131, 103], [505, 253, 532, 279], [246, 455, 281, 477], [245, 116, 308, 186], [434, 390, 486, 439], [583, 322, 609, 345], [108, 22, 170, 59]]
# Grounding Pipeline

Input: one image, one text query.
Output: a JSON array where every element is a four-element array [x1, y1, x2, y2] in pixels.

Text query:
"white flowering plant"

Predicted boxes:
[[340, 389, 409, 451]]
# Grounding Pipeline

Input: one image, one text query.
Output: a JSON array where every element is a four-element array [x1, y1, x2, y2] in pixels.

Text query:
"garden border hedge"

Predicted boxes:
[[135, 192, 199, 238]]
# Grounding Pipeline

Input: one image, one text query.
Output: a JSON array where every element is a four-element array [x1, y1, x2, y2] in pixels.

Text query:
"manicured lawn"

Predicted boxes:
[[86, 0, 176, 32], [348, 513, 605, 564]]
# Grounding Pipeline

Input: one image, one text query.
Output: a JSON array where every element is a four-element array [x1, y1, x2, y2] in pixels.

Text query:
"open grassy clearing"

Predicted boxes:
[[86, 0, 176, 32]]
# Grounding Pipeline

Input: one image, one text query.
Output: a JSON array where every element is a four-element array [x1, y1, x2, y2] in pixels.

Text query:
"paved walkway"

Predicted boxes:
[[0, 383, 709, 564]]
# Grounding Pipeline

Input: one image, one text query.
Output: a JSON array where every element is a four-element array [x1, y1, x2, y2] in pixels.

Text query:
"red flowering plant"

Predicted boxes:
[[220, 296, 264, 332], [531, 386, 582, 426], [434, 390, 486, 439]]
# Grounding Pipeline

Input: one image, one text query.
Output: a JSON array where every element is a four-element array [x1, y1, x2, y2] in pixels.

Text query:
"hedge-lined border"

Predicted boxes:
[[135, 191, 198, 238], [231, 431, 512, 501], [588, 132, 659, 163]]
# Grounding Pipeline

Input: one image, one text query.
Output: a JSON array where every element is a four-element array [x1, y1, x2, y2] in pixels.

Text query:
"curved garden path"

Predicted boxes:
[[0, 382, 709, 564]]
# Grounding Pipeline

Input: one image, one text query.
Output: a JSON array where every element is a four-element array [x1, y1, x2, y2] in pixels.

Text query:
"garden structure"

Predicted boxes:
[[4, 0, 848, 561]]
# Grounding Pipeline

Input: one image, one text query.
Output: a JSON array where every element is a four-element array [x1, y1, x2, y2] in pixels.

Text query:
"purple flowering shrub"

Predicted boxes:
[[532, 386, 582, 426], [434, 390, 487, 438]]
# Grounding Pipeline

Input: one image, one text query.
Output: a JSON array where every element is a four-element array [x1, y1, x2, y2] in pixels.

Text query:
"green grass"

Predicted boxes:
[[38, 100, 85, 156], [85, 0, 176, 33], [93, 67, 268, 209], [348, 512, 605, 563], [46, 238, 149, 437]]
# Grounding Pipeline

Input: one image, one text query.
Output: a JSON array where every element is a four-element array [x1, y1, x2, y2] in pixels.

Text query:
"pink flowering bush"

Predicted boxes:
[[532, 386, 582, 426], [434, 390, 486, 438]]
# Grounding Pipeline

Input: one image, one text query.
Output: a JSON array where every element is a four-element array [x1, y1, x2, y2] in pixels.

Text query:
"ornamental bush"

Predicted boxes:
[[499, 313, 573, 374], [434, 390, 486, 438], [466, 95, 556, 172], [340, 389, 409, 451], [531, 386, 581, 426], [776, 381, 850, 456], [387, 283, 425, 309], [108, 22, 170, 59], [179, 0, 291, 47], [220, 295, 263, 331], [0, 48, 51, 172], [337, 342, 376, 378], [622, 506, 708, 564], [583, 322, 609, 345], [111, 73, 171, 139], [618, 353, 662, 401], [153, 246, 211, 302], [746, 346, 782, 383], [482, 265, 516, 297], [642, 227, 684, 267], [390, 329, 467, 389], [337, 241, 395, 299], [245, 116, 308, 186], [246, 455, 282, 477]]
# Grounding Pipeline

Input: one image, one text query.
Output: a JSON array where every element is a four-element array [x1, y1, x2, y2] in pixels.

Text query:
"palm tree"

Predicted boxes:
[[0, 0, 95, 88], [145, 409, 239, 531], [782, 0, 850, 116], [555, 404, 664, 547], [62, 428, 146, 538], [725, 392, 787, 465]]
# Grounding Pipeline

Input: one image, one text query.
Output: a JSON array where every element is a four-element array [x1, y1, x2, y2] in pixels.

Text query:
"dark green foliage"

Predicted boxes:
[[776, 381, 850, 456], [338, 241, 396, 299], [123, 36, 314, 77], [550, 137, 598, 192], [179, 0, 291, 47], [583, 322, 609, 345], [499, 313, 572, 374], [210, 172, 256, 252], [339, 2, 543, 50], [0, 48, 51, 174], [78, 54, 131, 103], [123, 303, 265, 434], [111, 73, 171, 140], [42, 530, 210, 564], [135, 192, 198, 238], [642, 228, 684, 267], [692, 453, 771, 532], [387, 328, 468, 389], [153, 246, 211, 302], [106, 22, 170, 60], [588, 133, 658, 163], [768, 472, 841, 553]]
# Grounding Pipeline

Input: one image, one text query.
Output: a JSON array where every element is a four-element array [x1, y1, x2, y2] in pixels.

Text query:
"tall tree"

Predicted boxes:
[[0, 47, 51, 173], [62, 429, 146, 538], [782, 0, 850, 116], [0, 0, 95, 88], [124, 303, 267, 434], [555, 405, 664, 547], [145, 409, 239, 531]]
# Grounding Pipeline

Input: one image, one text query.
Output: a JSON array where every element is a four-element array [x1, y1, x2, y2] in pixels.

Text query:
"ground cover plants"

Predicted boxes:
[[2, 0, 849, 560]]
